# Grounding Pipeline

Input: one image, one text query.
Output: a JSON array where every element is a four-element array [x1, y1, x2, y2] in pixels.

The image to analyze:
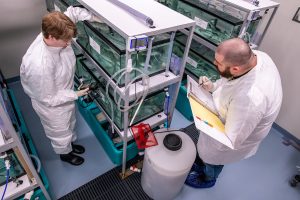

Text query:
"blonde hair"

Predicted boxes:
[[42, 11, 77, 40]]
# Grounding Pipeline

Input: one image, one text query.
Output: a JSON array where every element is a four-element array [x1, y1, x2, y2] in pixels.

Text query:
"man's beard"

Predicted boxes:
[[216, 66, 233, 79]]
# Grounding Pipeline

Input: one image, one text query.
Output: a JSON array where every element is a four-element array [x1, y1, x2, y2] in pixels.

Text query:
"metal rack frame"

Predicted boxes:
[[179, 0, 279, 51], [69, 0, 196, 177], [0, 104, 51, 200], [169, 0, 280, 89], [79, 0, 195, 178]]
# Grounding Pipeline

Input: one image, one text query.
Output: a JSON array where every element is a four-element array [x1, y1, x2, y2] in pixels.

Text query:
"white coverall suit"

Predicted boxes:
[[20, 7, 93, 154], [198, 50, 283, 165]]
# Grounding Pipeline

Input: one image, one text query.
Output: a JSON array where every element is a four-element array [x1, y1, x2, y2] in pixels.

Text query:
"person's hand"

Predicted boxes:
[[76, 88, 89, 97], [199, 76, 213, 91]]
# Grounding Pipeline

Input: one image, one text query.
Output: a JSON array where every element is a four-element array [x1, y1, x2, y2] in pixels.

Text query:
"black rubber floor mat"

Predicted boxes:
[[58, 155, 152, 200], [181, 123, 199, 145], [59, 124, 198, 200]]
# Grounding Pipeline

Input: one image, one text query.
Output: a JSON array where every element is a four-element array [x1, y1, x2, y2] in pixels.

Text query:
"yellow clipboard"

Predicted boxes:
[[188, 93, 225, 133], [186, 75, 233, 149]]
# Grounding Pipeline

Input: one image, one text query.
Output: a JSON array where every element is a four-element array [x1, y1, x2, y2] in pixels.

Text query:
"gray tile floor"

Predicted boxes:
[[9, 81, 300, 200]]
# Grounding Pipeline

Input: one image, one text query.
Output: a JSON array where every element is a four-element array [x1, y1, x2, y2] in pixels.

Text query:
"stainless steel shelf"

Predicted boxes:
[[0, 95, 51, 200], [180, 0, 279, 50], [78, 0, 195, 38], [121, 111, 167, 140], [0, 175, 38, 200], [7, 184, 38, 200], [218, 0, 279, 12], [72, 40, 182, 102], [71, 0, 195, 176], [92, 99, 167, 141], [0, 139, 15, 153]]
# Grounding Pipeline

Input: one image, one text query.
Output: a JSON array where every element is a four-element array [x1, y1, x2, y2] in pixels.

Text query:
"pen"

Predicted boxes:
[[196, 116, 213, 128], [196, 116, 202, 120], [204, 120, 213, 127]]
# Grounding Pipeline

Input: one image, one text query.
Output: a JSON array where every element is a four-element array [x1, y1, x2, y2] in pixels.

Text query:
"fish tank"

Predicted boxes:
[[0, 150, 26, 186], [75, 58, 165, 130], [157, 0, 178, 10], [172, 35, 220, 82], [76, 21, 171, 87], [71, 43, 83, 57], [175, 33, 215, 63], [176, 0, 260, 45]]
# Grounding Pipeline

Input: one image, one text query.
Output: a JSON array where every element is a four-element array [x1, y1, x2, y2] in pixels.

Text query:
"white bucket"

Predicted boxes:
[[141, 130, 196, 200]]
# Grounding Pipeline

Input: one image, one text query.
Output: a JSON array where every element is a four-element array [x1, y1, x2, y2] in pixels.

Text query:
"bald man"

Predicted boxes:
[[185, 38, 283, 188]]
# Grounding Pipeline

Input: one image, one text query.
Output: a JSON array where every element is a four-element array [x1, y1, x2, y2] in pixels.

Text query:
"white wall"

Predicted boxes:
[[0, 0, 46, 78], [259, 0, 300, 139]]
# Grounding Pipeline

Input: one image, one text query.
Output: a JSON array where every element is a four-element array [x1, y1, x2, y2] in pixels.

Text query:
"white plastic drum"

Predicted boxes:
[[141, 130, 196, 200]]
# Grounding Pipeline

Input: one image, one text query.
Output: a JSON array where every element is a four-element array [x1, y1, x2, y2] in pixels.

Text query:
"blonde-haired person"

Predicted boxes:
[[185, 38, 283, 188], [20, 7, 100, 166]]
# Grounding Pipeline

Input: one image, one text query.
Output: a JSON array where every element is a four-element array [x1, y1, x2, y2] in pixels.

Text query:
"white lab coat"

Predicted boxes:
[[20, 7, 93, 154], [198, 50, 283, 165]]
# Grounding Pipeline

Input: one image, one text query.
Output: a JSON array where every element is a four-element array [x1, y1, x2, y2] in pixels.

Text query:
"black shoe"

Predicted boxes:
[[60, 152, 84, 166], [71, 143, 85, 154]]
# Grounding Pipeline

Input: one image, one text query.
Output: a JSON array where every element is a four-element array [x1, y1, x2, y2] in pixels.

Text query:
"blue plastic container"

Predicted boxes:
[[175, 80, 194, 121], [77, 101, 138, 165]]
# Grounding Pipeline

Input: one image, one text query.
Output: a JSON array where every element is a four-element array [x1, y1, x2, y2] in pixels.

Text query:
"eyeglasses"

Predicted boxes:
[[214, 58, 223, 66]]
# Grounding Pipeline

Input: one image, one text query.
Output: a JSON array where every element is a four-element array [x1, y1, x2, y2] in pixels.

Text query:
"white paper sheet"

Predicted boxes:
[[187, 76, 217, 115]]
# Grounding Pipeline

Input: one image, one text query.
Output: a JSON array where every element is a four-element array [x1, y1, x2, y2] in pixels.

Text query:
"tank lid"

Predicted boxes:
[[163, 134, 182, 151]]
